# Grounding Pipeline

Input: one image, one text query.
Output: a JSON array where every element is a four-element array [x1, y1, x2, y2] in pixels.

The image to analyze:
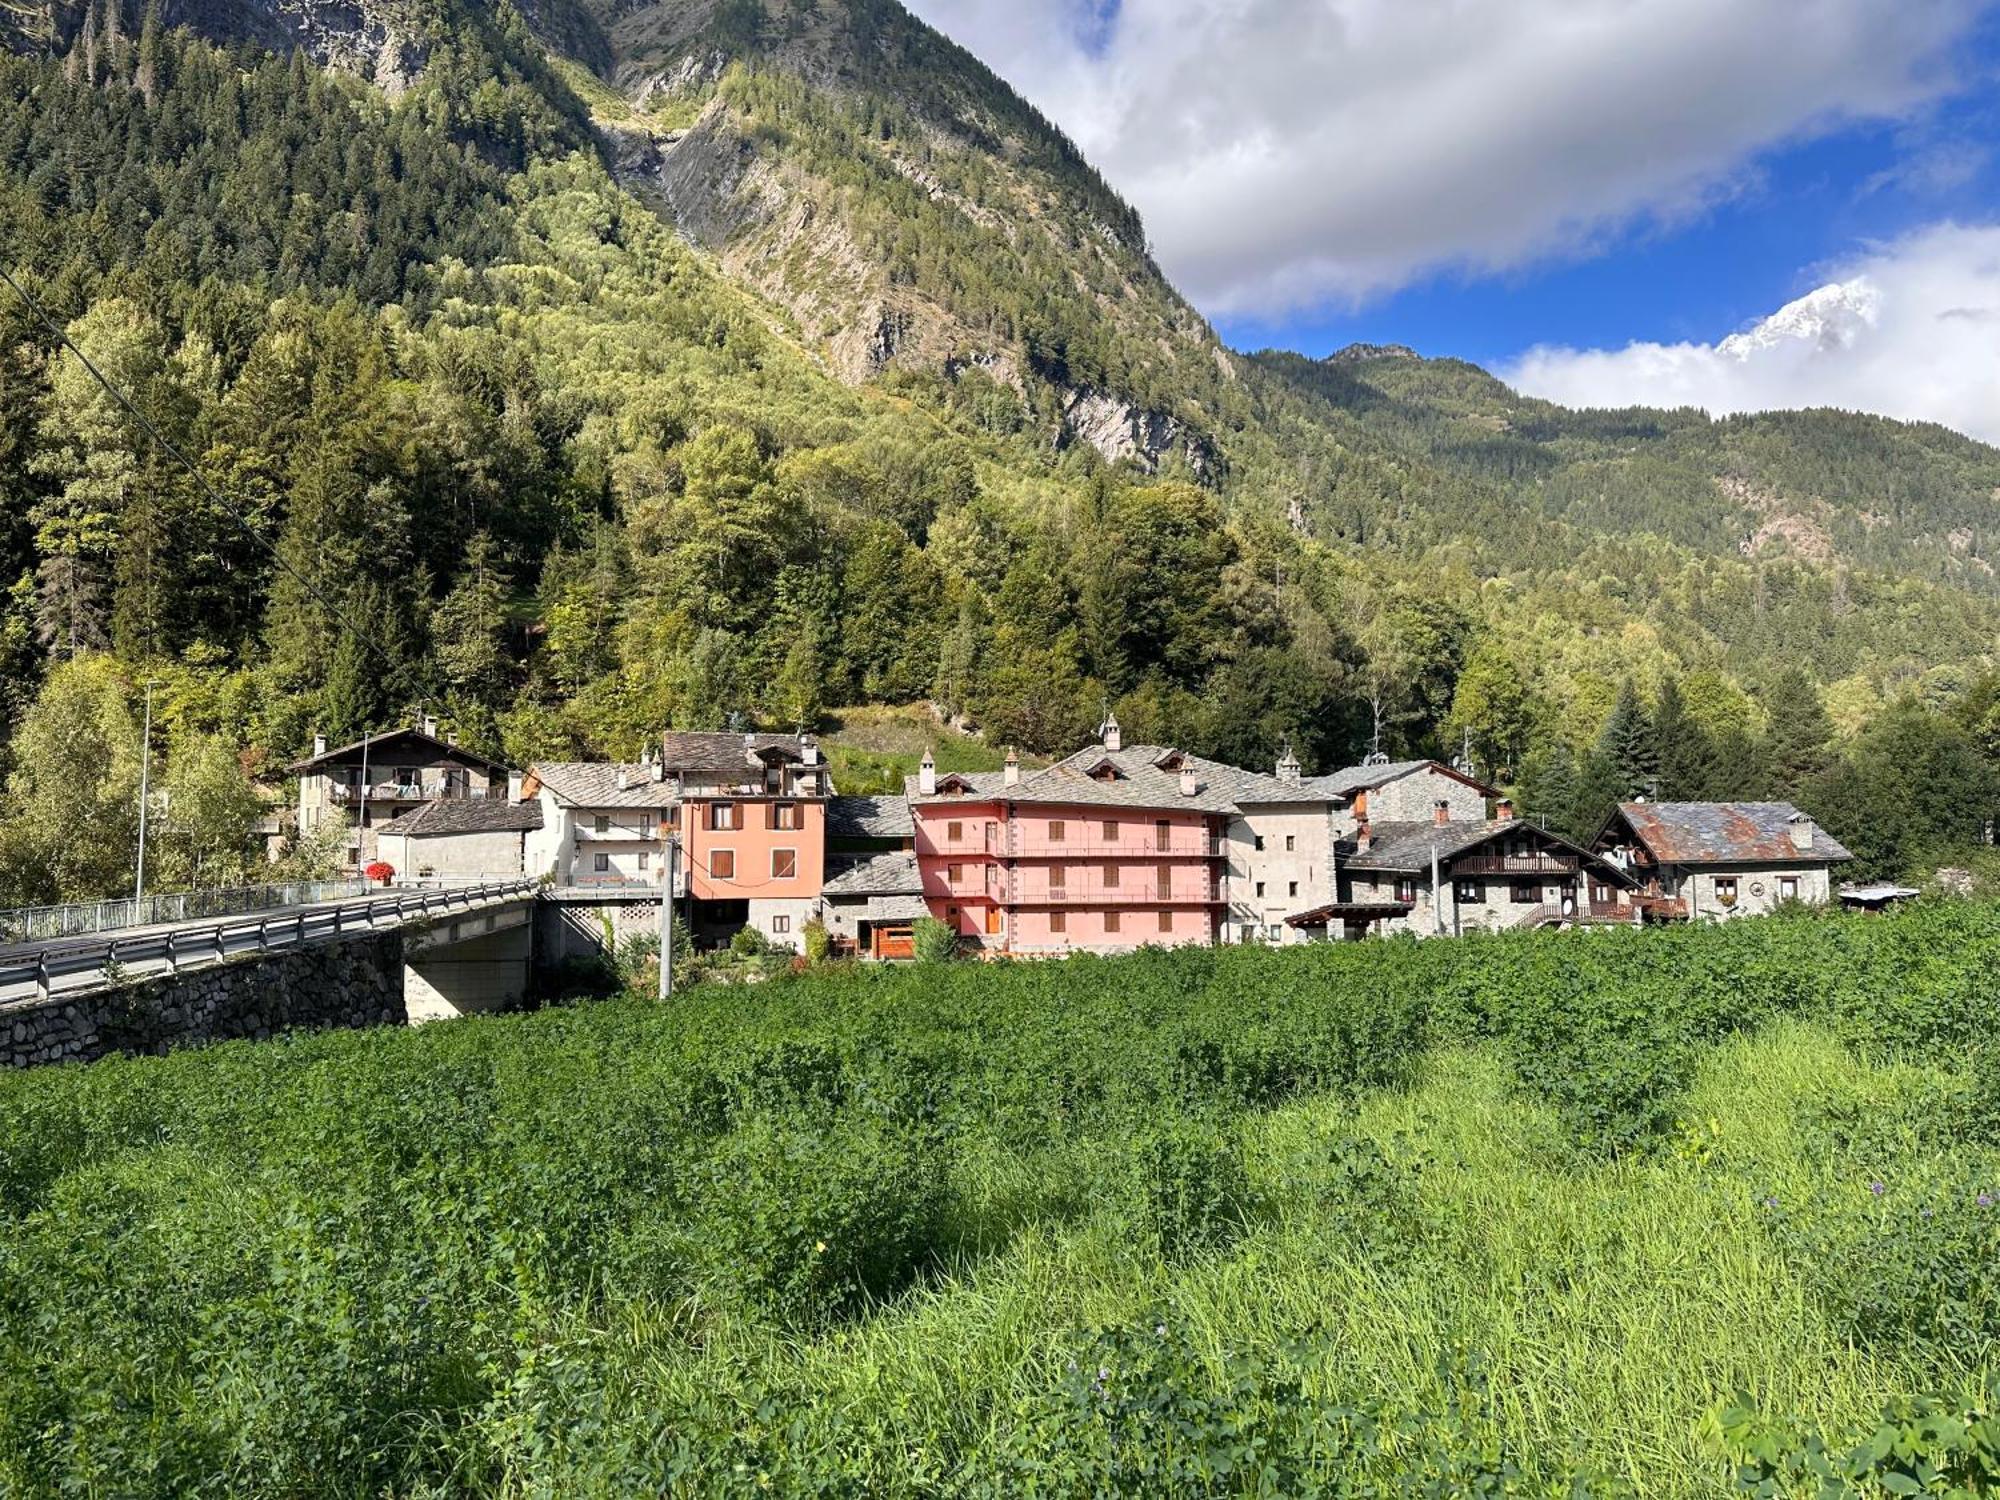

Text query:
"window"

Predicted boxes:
[[593, 853, 609, 873], [708, 802, 737, 831], [1050, 911, 1067, 935], [1103, 820, 1119, 841], [1253, 835, 1266, 852], [1255, 881, 1266, 899], [1779, 876, 1799, 902], [947, 863, 963, 886], [772, 849, 798, 880], [1156, 864, 1172, 900], [1396, 878, 1417, 904], [1158, 910, 1173, 933], [1155, 819, 1171, 851], [1049, 820, 1066, 842], [638, 814, 654, 838], [1715, 878, 1739, 907], [1104, 864, 1120, 888], [1050, 866, 1067, 893], [947, 820, 963, 843], [711, 849, 736, 880], [1105, 911, 1122, 934], [1511, 882, 1538, 905], [1288, 881, 1299, 898], [771, 915, 791, 935], [594, 814, 610, 834], [770, 803, 800, 831], [637, 850, 650, 870], [1285, 834, 1296, 853], [1455, 879, 1483, 903], [985, 908, 1002, 935]]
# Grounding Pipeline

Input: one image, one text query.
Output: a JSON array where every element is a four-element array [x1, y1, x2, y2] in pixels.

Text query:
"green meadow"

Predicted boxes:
[[3, 906, 1997, 1496]]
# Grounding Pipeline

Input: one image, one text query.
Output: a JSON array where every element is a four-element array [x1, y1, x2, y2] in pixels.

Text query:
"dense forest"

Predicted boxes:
[[0, 0, 1997, 905]]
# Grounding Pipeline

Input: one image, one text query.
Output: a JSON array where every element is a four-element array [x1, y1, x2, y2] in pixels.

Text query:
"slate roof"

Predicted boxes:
[[828, 794, 914, 840], [1283, 758, 1501, 803], [286, 726, 511, 775], [1345, 817, 1629, 883], [822, 851, 924, 898], [660, 731, 807, 774], [1610, 802, 1852, 865], [375, 800, 544, 838], [907, 744, 1293, 815], [527, 762, 676, 810]]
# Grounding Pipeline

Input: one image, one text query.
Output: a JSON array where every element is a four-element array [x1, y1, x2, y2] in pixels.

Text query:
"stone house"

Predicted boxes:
[[1593, 802, 1852, 920], [287, 720, 512, 869], [374, 799, 544, 879]]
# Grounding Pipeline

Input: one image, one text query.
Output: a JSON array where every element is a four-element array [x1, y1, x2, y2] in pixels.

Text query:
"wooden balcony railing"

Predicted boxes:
[[1452, 853, 1580, 876]]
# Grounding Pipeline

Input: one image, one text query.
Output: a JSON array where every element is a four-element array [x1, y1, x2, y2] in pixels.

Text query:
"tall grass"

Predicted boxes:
[[1, 904, 1997, 1494]]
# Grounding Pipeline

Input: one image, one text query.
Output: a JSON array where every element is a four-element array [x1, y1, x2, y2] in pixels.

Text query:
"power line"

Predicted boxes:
[[0, 262, 447, 719]]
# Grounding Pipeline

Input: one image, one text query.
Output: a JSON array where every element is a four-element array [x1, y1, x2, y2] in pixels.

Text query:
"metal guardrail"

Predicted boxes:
[[0, 879, 540, 1007], [0, 880, 373, 945]]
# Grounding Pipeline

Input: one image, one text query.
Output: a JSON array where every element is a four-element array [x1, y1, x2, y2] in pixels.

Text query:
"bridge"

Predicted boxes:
[[2, 880, 545, 1064]]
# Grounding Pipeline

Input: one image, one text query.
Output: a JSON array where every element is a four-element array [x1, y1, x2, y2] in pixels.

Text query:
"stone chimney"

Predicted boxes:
[[1003, 747, 1020, 788], [1101, 711, 1122, 753], [651, 758, 666, 783], [1356, 817, 1374, 853], [1276, 745, 1301, 783], [1433, 799, 1450, 827], [1179, 764, 1198, 797], [801, 735, 819, 766], [1789, 811, 1814, 852], [1496, 798, 1515, 822], [507, 771, 525, 802], [919, 749, 937, 796], [312, 732, 328, 757], [616, 767, 631, 792], [421, 712, 439, 738]]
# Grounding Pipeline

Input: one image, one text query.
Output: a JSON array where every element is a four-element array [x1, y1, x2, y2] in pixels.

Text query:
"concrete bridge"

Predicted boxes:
[[1, 881, 547, 1066]]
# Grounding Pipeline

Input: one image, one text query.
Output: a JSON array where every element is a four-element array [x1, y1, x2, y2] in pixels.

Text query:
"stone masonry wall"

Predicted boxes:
[[5, 932, 406, 1068]]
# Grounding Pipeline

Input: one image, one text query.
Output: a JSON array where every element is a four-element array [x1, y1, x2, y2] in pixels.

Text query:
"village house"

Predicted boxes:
[[1313, 798, 1634, 939], [287, 720, 513, 870], [905, 717, 1237, 954], [1592, 801, 1852, 920], [819, 794, 925, 958], [374, 799, 544, 879], [524, 731, 831, 954]]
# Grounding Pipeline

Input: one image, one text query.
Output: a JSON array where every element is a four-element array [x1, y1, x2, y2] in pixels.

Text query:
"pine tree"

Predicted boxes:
[[1761, 667, 1835, 797], [135, 0, 161, 105], [1595, 677, 1659, 799], [1652, 676, 1718, 800]]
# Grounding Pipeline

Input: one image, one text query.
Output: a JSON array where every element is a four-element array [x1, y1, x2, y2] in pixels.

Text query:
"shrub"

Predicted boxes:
[[729, 925, 772, 958], [1130, 1114, 1251, 1259], [802, 917, 831, 963], [912, 916, 959, 964]]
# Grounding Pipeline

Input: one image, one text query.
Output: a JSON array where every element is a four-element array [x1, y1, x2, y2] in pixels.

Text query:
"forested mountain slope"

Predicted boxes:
[[0, 0, 1997, 904]]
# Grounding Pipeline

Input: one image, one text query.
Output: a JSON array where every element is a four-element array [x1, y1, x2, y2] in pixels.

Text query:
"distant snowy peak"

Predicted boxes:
[[1717, 278, 1883, 361]]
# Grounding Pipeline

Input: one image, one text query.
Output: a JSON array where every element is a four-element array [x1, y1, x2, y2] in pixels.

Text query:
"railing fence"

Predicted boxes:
[[0, 880, 373, 945]]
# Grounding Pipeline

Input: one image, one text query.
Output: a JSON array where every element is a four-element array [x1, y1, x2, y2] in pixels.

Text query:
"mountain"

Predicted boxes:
[[1, 0, 1997, 839]]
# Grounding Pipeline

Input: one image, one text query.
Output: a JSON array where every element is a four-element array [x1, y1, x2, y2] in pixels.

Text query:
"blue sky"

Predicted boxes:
[[909, 0, 2000, 439]]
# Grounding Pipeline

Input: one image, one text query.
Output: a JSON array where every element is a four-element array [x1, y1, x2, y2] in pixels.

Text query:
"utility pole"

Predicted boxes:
[[134, 680, 156, 904], [658, 830, 679, 1000], [357, 727, 373, 868]]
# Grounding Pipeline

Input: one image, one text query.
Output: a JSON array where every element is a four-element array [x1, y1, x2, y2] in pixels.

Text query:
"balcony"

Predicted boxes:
[[575, 824, 661, 843], [1011, 879, 1227, 906], [1452, 853, 1580, 877], [330, 780, 497, 805]]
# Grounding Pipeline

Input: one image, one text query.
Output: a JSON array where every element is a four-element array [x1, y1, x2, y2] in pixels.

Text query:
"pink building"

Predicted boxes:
[[905, 718, 1243, 955]]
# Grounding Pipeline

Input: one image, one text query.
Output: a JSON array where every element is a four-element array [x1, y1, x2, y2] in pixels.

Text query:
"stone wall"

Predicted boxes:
[[4, 932, 406, 1068]]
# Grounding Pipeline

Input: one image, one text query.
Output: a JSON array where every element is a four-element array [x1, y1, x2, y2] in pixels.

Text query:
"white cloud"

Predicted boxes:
[[904, 0, 1985, 315], [1500, 222, 2000, 441]]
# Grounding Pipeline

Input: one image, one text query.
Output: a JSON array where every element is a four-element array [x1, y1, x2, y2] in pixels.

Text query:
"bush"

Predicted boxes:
[[729, 925, 772, 958], [912, 916, 959, 964], [802, 917, 831, 963]]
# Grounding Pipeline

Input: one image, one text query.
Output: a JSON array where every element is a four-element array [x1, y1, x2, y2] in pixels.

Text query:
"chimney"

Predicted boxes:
[[1179, 764, 1198, 797], [421, 713, 439, 738], [919, 749, 937, 796], [1789, 811, 1814, 852], [313, 732, 328, 757], [1496, 798, 1515, 822], [1276, 745, 1301, 783], [651, 758, 665, 783], [801, 735, 819, 766], [1102, 711, 1122, 753], [507, 771, 525, 802], [1356, 817, 1374, 853], [1434, 799, 1450, 827], [1003, 747, 1020, 787], [616, 768, 631, 791]]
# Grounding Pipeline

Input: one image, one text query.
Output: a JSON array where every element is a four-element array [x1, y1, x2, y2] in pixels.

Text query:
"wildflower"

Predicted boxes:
[[1763, 1195, 1778, 1210], [1869, 1181, 1885, 1196], [1979, 1193, 1993, 1209], [814, 1240, 827, 1254], [1155, 1323, 1168, 1338]]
